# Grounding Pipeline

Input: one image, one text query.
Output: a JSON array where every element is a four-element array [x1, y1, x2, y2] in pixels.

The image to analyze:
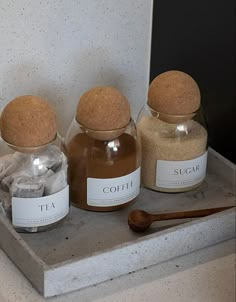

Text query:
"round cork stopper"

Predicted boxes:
[[76, 86, 130, 140], [0, 95, 57, 148], [148, 70, 201, 117]]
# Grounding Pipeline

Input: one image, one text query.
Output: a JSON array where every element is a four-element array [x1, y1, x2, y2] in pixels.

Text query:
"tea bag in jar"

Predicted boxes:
[[65, 86, 141, 211], [0, 95, 69, 232], [137, 70, 208, 192]]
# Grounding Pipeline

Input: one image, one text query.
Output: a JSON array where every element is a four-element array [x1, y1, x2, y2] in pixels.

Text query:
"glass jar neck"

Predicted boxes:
[[0, 134, 58, 153], [146, 104, 200, 124], [147, 104, 200, 119], [75, 118, 133, 141]]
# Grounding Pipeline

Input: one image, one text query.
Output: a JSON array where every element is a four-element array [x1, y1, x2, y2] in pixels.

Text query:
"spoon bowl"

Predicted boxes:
[[128, 209, 153, 232]]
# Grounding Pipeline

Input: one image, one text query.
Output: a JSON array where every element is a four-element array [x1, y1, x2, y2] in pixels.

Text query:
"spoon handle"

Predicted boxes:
[[151, 206, 235, 222]]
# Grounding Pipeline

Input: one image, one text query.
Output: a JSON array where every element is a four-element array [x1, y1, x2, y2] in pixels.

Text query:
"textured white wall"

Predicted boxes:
[[0, 0, 153, 135]]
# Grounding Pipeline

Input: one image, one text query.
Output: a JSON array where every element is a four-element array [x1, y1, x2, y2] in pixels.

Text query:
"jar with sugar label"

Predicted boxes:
[[0, 95, 69, 232], [65, 86, 141, 211], [137, 70, 208, 192]]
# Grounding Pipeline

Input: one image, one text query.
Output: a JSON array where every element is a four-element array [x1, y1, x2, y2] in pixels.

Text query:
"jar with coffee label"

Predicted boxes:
[[65, 86, 141, 211], [137, 71, 208, 192], [0, 95, 69, 232]]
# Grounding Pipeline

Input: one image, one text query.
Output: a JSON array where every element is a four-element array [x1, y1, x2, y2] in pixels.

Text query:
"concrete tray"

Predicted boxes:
[[0, 148, 235, 297]]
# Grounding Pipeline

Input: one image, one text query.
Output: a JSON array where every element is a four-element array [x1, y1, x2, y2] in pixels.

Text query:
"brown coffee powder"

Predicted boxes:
[[66, 133, 140, 211]]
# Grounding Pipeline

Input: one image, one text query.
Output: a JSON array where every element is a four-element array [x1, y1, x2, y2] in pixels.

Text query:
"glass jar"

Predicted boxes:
[[64, 118, 141, 211], [0, 134, 69, 232], [137, 104, 208, 192]]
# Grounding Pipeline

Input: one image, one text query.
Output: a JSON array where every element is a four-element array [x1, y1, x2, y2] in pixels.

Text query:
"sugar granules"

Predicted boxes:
[[138, 116, 208, 192]]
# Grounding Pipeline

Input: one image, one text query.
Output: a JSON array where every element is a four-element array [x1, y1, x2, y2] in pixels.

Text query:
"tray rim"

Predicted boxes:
[[46, 207, 235, 270], [43, 207, 235, 296], [1, 147, 235, 268], [0, 147, 235, 296]]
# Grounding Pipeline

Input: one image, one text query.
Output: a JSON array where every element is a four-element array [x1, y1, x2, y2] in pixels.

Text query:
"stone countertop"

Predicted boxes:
[[0, 239, 235, 302]]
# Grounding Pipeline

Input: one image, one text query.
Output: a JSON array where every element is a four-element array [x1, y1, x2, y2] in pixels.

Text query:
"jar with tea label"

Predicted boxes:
[[0, 95, 69, 232], [65, 86, 141, 211], [137, 70, 208, 192]]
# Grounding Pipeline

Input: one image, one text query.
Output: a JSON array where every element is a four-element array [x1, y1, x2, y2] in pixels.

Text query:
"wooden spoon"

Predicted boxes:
[[128, 206, 235, 232]]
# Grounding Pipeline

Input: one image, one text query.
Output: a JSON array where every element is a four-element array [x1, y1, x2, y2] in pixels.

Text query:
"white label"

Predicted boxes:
[[156, 152, 208, 189], [12, 185, 69, 227], [87, 167, 141, 207]]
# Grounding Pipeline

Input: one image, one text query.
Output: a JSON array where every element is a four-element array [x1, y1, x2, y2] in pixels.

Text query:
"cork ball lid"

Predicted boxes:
[[148, 70, 201, 115], [77, 86, 131, 132], [0, 95, 57, 147]]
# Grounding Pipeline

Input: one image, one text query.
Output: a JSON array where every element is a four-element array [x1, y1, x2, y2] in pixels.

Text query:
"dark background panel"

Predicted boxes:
[[150, 0, 236, 163]]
